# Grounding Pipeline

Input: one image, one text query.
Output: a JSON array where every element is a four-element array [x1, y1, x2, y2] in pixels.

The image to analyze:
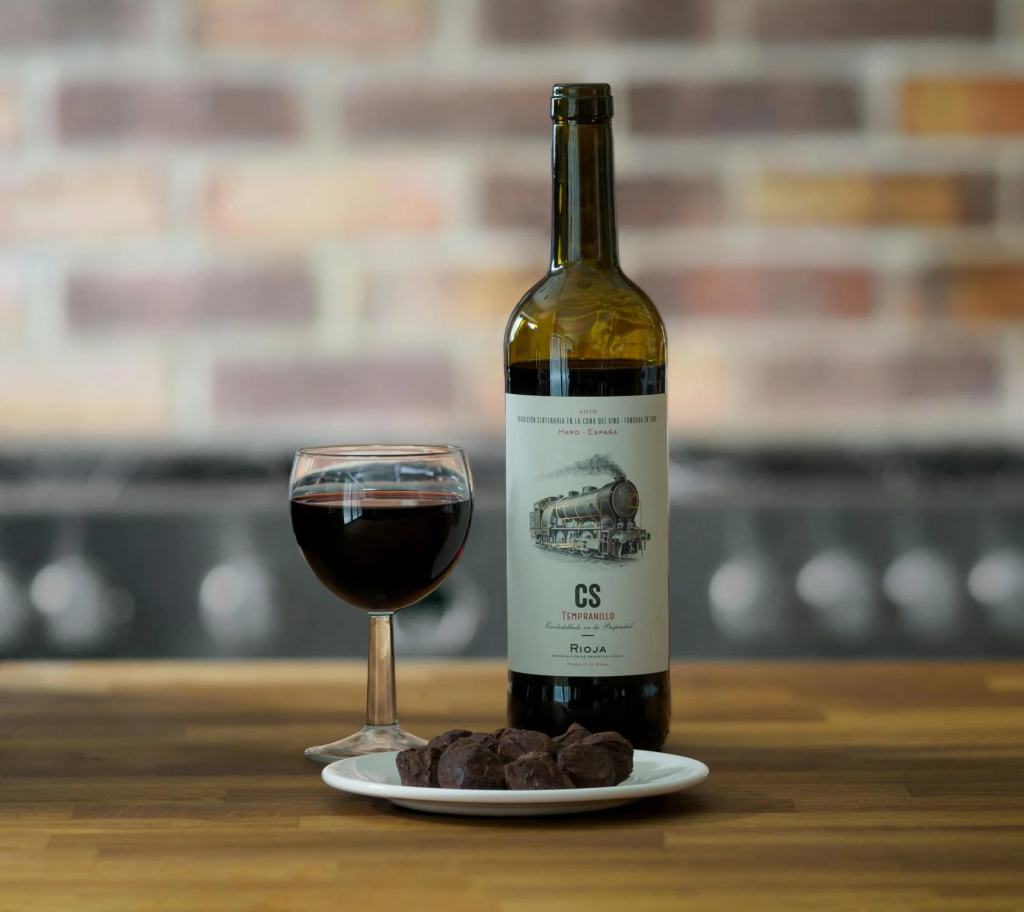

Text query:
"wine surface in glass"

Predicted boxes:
[[290, 490, 471, 611], [506, 359, 670, 751]]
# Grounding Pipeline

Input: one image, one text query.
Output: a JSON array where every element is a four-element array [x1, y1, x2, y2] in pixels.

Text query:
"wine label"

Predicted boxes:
[[506, 393, 669, 677]]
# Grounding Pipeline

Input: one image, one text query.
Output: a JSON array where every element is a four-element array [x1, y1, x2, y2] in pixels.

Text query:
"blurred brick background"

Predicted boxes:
[[2, 0, 1024, 448]]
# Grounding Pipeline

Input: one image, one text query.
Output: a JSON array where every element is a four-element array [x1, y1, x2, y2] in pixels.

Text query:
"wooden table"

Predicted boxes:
[[1, 661, 1023, 911]]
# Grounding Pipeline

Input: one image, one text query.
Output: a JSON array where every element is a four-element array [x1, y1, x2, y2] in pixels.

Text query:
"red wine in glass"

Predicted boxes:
[[289, 444, 473, 762], [290, 490, 471, 612]]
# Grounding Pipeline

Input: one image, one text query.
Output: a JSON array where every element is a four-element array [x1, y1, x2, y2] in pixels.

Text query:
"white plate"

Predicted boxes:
[[321, 749, 709, 817]]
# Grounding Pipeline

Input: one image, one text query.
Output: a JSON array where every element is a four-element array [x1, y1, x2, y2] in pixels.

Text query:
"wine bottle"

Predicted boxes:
[[504, 84, 670, 750]]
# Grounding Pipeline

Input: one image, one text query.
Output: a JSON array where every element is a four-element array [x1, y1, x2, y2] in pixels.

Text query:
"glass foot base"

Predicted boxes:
[[304, 724, 428, 763]]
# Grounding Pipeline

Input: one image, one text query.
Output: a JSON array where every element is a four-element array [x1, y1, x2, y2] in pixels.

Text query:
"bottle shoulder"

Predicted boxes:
[[505, 266, 667, 366]]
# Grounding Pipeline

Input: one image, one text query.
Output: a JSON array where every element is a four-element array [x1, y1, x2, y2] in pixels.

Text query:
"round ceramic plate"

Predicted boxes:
[[321, 749, 709, 817]]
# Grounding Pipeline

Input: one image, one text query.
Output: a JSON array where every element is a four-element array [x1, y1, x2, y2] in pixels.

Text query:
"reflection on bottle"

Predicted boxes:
[[968, 547, 1024, 640], [796, 547, 877, 645], [883, 546, 962, 644]]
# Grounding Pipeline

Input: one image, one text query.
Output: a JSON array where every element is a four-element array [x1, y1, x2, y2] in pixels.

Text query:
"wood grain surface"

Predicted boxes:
[[1, 661, 1022, 912]]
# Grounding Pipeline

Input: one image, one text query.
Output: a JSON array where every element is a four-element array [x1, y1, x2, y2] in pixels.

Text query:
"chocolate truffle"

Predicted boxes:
[[437, 740, 506, 790], [580, 732, 634, 784], [505, 751, 574, 791], [427, 729, 472, 751], [466, 732, 500, 754], [496, 729, 557, 763], [396, 746, 441, 788], [553, 722, 592, 747], [556, 742, 617, 788]]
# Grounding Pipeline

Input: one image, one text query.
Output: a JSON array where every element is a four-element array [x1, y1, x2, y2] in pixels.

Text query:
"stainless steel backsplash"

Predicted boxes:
[[1, 450, 1022, 659]]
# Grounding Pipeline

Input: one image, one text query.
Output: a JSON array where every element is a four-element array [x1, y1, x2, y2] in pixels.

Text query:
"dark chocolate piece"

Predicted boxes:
[[437, 740, 506, 790], [496, 729, 557, 763], [505, 751, 574, 791], [395, 746, 441, 788], [556, 742, 616, 788], [580, 732, 634, 784], [492, 727, 513, 741], [466, 732, 500, 754], [553, 722, 592, 747], [427, 729, 472, 751]]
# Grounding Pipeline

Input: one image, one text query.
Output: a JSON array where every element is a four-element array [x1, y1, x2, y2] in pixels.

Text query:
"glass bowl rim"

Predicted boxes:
[[294, 444, 466, 460]]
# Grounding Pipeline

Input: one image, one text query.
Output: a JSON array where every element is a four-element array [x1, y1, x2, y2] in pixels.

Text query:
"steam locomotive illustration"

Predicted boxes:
[[529, 474, 650, 561]]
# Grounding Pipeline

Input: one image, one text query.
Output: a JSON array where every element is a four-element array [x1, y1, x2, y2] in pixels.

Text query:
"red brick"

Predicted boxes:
[[912, 266, 1024, 320], [1009, 175, 1024, 219], [753, 174, 994, 226], [619, 177, 724, 227], [0, 266, 24, 332], [902, 79, 1024, 135], [342, 86, 547, 140], [365, 269, 540, 324], [482, 177, 548, 230], [483, 0, 714, 42], [0, 169, 164, 240], [0, 0, 152, 48], [214, 359, 455, 416], [0, 86, 18, 146], [67, 263, 316, 332], [629, 82, 861, 135], [0, 350, 168, 437], [665, 334, 736, 432], [483, 176, 723, 231], [59, 82, 300, 144], [637, 269, 874, 318], [207, 162, 446, 242], [195, 0, 432, 53], [464, 352, 508, 434], [753, 0, 995, 42], [745, 352, 997, 411]]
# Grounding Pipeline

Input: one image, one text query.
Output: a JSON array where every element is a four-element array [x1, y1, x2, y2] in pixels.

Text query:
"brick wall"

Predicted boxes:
[[1, 0, 1024, 447]]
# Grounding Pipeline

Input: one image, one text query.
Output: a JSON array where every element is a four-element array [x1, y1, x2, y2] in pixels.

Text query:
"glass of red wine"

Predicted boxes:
[[290, 445, 473, 761]]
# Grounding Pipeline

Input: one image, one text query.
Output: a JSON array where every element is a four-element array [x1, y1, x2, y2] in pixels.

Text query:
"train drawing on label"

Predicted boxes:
[[529, 474, 650, 561]]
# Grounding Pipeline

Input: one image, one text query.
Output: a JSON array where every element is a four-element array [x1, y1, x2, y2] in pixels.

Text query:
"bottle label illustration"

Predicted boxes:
[[506, 393, 669, 677]]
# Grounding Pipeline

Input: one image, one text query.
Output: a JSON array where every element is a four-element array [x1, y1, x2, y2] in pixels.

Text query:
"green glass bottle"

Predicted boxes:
[[504, 84, 670, 750]]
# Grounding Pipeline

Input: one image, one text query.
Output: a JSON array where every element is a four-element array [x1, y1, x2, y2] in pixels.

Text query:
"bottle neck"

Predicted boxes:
[[550, 120, 619, 271]]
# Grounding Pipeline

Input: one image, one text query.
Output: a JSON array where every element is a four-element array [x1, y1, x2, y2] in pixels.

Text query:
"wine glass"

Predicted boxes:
[[289, 445, 473, 761]]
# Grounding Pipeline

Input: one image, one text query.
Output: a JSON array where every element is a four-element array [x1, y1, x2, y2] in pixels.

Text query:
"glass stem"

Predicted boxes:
[[366, 612, 397, 728]]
